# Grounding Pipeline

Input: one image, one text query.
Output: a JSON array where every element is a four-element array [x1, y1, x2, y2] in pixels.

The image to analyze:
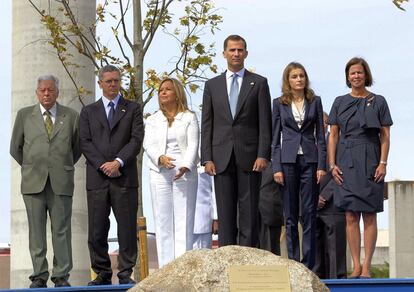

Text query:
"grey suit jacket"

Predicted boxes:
[[201, 70, 272, 173], [10, 103, 81, 196]]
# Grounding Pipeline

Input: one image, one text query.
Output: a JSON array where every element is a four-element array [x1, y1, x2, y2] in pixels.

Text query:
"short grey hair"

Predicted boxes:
[[98, 65, 121, 80], [37, 75, 59, 89]]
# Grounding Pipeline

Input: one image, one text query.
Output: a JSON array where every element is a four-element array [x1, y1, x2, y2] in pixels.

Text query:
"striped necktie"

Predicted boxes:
[[44, 111, 53, 139]]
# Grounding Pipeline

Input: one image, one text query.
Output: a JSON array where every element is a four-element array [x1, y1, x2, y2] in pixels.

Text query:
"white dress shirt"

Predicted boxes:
[[101, 94, 124, 166], [291, 102, 305, 155], [226, 68, 245, 98], [101, 94, 121, 118], [40, 103, 57, 124]]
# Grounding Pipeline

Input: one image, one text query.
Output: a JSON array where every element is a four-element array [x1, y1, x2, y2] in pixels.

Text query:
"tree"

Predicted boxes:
[[27, 0, 222, 280]]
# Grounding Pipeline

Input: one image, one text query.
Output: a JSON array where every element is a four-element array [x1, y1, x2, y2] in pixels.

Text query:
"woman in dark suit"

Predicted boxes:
[[272, 62, 326, 269], [328, 57, 392, 278]]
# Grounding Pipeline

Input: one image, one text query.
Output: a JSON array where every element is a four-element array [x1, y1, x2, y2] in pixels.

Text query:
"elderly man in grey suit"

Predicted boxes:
[[10, 75, 80, 288], [201, 35, 272, 247]]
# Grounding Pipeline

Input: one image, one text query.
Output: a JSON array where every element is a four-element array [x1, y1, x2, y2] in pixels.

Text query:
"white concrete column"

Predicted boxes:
[[11, 0, 96, 287], [388, 181, 414, 278]]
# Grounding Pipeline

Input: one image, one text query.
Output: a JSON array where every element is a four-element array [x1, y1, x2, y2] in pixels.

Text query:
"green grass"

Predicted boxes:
[[370, 262, 390, 278]]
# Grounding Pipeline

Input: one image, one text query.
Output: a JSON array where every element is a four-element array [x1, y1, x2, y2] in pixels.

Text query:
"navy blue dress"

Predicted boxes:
[[328, 93, 393, 213]]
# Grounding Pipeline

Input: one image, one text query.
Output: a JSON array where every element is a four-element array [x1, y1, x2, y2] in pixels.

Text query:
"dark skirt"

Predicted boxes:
[[334, 136, 384, 213]]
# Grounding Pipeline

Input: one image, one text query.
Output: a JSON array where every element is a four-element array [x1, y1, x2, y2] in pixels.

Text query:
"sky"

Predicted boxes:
[[1, 0, 414, 245]]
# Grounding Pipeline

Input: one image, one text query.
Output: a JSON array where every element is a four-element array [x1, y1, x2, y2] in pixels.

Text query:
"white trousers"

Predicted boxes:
[[150, 168, 197, 268], [192, 233, 212, 249]]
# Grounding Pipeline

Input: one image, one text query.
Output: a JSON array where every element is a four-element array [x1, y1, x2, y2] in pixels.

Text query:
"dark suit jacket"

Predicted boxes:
[[271, 96, 326, 173], [318, 171, 344, 214], [80, 97, 144, 190], [318, 133, 344, 215], [201, 70, 272, 173], [259, 164, 283, 227]]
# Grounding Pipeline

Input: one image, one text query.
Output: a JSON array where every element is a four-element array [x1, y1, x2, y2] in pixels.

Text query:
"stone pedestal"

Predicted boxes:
[[388, 181, 414, 278], [11, 0, 95, 287], [133, 246, 328, 292]]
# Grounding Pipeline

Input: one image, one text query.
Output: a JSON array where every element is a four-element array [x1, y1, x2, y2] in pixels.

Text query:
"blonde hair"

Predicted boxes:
[[158, 78, 190, 126], [279, 62, 315, 105]]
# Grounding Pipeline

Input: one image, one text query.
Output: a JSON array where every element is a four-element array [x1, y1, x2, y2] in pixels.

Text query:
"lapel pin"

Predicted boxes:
[[250, 82, 255, 86], [122, 109, 126, 112]]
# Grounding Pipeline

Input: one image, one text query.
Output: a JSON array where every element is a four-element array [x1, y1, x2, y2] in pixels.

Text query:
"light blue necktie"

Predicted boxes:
[[229, 73, 239, 117]]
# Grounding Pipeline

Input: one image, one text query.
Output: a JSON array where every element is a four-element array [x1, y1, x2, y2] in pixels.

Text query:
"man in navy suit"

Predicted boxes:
[[80, 65, 144, 285], [201, 35, 272, 247]]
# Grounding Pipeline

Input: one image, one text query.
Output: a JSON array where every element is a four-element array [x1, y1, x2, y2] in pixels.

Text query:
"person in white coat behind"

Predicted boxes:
[[193, 165, 218, 249], [144, 78, 199, 267]]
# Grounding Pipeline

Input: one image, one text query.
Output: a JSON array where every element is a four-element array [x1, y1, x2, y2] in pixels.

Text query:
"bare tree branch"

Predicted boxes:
[[143, 0, 175, 56], [61, 1, 98, 61], [119, 0, 134, 50], [114, 33, 132, 65], [142, 0, 160, 45]]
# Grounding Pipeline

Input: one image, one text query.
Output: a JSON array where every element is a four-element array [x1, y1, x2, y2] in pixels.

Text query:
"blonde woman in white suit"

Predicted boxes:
[[144, 78, 199, 267]]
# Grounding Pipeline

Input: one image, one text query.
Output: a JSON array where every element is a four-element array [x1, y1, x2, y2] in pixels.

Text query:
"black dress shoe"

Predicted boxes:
[[88, 275, 112, 286], [54, 278, 71, 287], [30, 278, 47, 288], [119, 277, 136, 284]]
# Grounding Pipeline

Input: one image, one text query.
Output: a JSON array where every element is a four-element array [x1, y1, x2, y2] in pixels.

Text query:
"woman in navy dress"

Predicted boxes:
[[328, 57, 392, 278], [272, 62, 327, 269]]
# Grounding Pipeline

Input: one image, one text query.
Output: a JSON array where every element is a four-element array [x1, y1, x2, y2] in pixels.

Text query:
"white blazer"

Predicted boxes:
[[144, 110, 200, 172]]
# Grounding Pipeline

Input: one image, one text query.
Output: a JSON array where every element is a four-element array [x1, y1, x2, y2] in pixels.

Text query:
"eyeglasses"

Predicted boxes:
[[101, 79, 120, 85]]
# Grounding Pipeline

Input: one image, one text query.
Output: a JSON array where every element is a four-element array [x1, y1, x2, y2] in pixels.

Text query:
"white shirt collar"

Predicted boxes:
[[39, 103, 57, 117], [102, 94, 121, 108], [226, 68, 245, 80]]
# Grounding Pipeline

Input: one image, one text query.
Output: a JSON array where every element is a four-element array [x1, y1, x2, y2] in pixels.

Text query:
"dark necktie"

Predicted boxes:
[[44, 111, 53, 139], [229, 73, 239, 117], [108, 101, 115, 128]]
